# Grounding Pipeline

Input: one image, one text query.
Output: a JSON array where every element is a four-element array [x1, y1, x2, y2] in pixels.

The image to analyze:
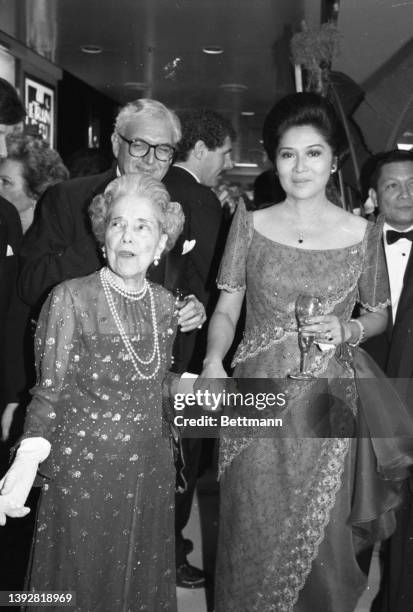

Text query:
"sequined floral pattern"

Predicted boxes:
[[23, 272, 177, 611]]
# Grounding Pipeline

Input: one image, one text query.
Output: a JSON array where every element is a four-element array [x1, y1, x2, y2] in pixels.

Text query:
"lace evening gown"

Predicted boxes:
[[215, 203, 413, 612], [22, 271, 177, 612]]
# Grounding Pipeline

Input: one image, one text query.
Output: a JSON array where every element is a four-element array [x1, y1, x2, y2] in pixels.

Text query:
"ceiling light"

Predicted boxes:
[[219, 83, 248, 93], [241, 111, 255, 116], [80, 45, 103, 54], [124, 82, 147, 90], [234, 162, 258, 168], [202, 46, 223, 55]]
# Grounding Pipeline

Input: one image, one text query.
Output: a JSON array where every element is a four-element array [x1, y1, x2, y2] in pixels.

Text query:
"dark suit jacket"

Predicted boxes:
[[0, 196, 23, 404], [162, 166, 227, 372], [18, 169, 115, 311], [364, 235, 413, 409]]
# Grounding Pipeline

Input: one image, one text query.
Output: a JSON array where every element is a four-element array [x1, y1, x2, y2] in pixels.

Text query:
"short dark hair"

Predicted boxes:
[[6, 133, 69, 198], [262, 92, 346, 163], [175, 109, 236, 162], [368, 149, 413, 191], [0, 78, 26, 125]]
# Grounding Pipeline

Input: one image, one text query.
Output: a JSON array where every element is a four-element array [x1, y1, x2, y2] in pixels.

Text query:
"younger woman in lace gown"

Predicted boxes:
[[198, 93, 413, 611], [0, 174, 186, 611]]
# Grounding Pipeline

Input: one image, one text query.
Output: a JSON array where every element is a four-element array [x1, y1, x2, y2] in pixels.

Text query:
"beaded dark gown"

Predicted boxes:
[[214, 203, 413, 612], [22, 271, 177, 612]]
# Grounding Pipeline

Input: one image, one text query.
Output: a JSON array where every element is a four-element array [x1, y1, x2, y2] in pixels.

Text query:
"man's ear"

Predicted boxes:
[[193, 139, 207, 160], [111, 132, 120, 159]]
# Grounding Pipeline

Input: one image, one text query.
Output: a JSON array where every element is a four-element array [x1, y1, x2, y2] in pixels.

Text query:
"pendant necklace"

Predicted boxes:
[[100, 268, 160, 379]]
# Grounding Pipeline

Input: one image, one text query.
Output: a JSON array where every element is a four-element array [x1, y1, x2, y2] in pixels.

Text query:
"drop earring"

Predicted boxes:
[[331, 165, 337, 174], [153, 256, 159, 267], [102, 246, 106, 259]]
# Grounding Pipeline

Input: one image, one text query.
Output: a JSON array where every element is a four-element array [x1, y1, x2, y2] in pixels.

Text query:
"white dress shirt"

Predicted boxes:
[[383, 221, 413, 322], [173, 163, 201, 183]]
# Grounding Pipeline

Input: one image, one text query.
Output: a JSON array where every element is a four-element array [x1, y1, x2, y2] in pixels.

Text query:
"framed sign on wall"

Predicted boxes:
[[24, 75, 55, 145]]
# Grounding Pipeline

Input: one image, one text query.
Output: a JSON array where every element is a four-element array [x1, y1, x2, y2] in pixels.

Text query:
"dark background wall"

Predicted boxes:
[[57, 70, 118, 171]]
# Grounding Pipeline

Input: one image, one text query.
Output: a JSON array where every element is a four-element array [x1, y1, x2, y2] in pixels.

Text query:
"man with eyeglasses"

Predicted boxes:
[[18, 99, 205, 333]]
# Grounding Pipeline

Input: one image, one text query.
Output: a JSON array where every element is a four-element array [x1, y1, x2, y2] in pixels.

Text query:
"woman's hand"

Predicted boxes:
[[301, 314, 351, 345], [177, 295, 206, 333], [194, 359, 228, 412]]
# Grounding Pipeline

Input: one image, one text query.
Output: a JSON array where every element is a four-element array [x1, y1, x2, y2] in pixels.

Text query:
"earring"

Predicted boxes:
[[153, 256, 159, 267], [331, 165, 337, 174], [101, 246, 106, 259]]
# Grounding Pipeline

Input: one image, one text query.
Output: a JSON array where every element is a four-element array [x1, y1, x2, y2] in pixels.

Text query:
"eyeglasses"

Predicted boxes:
[[117, 133, 175, 162]]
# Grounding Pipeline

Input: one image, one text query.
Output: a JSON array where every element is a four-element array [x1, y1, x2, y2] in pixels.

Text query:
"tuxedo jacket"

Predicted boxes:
[[162, 166, 226, 307], [19, 169, 116, 311], [0, 196, 23, 404], [364, 230, 413, 408], [162, 166, 227, 372]]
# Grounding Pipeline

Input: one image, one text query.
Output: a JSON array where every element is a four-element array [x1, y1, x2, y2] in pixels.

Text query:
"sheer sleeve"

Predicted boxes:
[[23, 282, 77, 440], [217, 200, 253, 292], [358, 218, 390, 311]]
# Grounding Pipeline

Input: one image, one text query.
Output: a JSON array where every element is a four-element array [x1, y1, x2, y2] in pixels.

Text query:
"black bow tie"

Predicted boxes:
[[386, 229, 413, 245]]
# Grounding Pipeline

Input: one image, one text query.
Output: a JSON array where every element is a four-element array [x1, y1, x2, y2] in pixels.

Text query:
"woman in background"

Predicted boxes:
[[0, 133, 69, 233], [0, 134, 69, 442]]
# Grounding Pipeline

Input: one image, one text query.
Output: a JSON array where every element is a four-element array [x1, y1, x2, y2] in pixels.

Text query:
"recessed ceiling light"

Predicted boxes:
[[219, 83, 248, 93], [202, 46, 224, 55], [124, 82, 147, 90], [241, 111, 255, 116], [80, 45, 103, 54]]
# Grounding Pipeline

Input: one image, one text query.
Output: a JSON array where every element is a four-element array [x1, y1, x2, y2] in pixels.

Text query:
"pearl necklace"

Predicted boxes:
[[100, 268, 160, 379], [101, 267, 148, 300]]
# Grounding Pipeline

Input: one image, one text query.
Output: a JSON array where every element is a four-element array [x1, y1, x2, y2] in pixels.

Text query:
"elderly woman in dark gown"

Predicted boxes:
[[0, 173, 185, 611]]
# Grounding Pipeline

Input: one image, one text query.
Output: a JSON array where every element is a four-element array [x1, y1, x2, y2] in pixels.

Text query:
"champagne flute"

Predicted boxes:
[[289, 294, 323, 380], [172, 288, 190, 328]]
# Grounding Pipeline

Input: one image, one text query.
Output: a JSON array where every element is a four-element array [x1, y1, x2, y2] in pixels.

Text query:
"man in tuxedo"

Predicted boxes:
[[364, 149, 413, 611], [18, 98, 205, 330], [163, 108, 235, 588], [0, 78, 26, 406]]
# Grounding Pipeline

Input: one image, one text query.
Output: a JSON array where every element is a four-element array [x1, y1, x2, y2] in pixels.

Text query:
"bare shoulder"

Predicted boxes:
[[253, 203, 284, 228], [332, 206, 368, 241]]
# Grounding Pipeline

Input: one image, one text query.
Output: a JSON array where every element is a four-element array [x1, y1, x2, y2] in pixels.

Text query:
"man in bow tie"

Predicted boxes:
[[366, 149, 413, 376], [365, 148, 413, 612]]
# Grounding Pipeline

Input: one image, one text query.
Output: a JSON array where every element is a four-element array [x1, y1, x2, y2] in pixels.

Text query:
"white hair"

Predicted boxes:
[[114, 99, 181, 145]]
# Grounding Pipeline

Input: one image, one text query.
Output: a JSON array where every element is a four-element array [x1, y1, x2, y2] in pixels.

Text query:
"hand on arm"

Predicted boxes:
[[177, 295, 206, 332]]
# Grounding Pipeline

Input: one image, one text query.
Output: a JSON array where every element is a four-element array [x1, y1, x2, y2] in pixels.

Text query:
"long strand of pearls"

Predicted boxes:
[[100, 268, 160, 379]]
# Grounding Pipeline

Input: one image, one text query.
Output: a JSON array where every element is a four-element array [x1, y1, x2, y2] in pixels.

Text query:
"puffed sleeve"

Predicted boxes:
[[22, 282, 77, 440], [217, 200, 254, 292], [358, 218, 390, 311]]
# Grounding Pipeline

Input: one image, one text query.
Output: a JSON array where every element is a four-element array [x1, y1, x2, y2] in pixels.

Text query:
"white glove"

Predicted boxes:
[[0, 437, 51, 525]]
